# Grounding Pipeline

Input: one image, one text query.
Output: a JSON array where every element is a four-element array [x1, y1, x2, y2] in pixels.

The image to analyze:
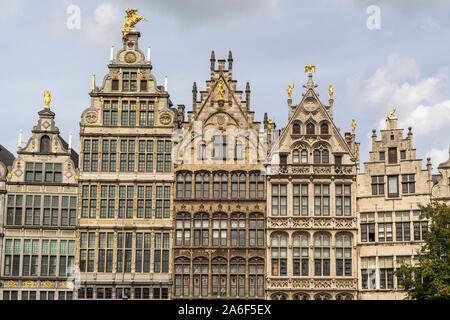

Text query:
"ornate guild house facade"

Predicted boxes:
[[266, 72, 359, 300], [356, 117, 450, 300], [0, 102, 79, 300], [77, 30, 177, 300], [1, 10, 449, 301], [172, 52, 266, 299]]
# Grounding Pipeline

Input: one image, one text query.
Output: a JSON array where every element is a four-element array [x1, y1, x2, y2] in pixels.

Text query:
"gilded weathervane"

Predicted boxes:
[[305, 64, 316, 75], [328, 85, 334, 99], [286, 80, 295, 100], [216, 78, 225, 101], [122, 9, 147, 40], [387, 107, 397, 120], [44, 90, 51, 108]]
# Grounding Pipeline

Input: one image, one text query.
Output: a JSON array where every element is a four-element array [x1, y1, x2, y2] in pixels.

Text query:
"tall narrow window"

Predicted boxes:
[[360, 213, 375, 242], [306, 123, 315, 134], [335, 184, 351, 216], [401, 174, 415, 194], [314, 184, 330, 216], [378, 212, 393, 242], [314, 234, 330, 276], [388, 176, 399, 197], [40, 135, 51, 153], [293, 184, 308, 216], [336, 234, 352, 276], [271, 234, 287, 276], [271, 184, 287, 216], [301, 150, 308, 163], [293, 234, 309, 276], [320, 123, 329, 134], [388, 147, 397, 164]]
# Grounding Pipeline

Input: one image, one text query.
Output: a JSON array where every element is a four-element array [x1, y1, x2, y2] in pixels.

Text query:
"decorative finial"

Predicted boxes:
[[387, 107, 397, 120], [91, 74, 96, 91], [147, 45, 151, 62], [351, 119, 356, 134], [121, 9, 147, 41], [68, 132, 73, 150], [305, 64, 316, 75], [18, 129, 23, 150], [44, 90, 51, 108], [110, 45, 114, 62], [164, 74, 168, 92], [328, 85, 334, 99], [216, 78, 225, 101], [286, 80, 295, 100]]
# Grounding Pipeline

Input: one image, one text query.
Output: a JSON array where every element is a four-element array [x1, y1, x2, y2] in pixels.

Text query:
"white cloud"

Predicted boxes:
[[427, 147, 450, 172], [346, 54, 450, 172], [137, 0, 281, 28], [84, 2, 121, 43], [0, 0, 22, 20]]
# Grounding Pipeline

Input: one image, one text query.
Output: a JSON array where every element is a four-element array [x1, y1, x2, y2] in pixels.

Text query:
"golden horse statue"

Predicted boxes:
[[122, 9, 147, 40]]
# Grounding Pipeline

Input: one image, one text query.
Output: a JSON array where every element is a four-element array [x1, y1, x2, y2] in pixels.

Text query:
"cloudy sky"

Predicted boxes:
[[1, 0, 449, 172]]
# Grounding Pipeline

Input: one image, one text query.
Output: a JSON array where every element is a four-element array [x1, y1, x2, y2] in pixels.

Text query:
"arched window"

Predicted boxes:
[[175, 213, 191, 246], [211, 257, 227, 297], [235, 140, 244, 160], [176, 172, 192, 199], [40, 135, 51, 153], [193, 213, 209, 246], [336, 293, 353, 300], [293, 234, 309, 276], [213, 172, 228, 199], [230, 257, 246, 298], [293, 293, 309, 300], [314, 293, 331, 300], [293, 150, 299, 164], [271, 233, 287, 276], [306, 123, 315, 135], [174, 257, 190, 297], [231, 213, 246, 247], [248, 257, 264, 298], [293, 123, 300, 134], [320, 123, 329, 134], [212, 213, 227, 246], [313, 150, 321, 164], [197, 143, 206, 161], [314, 234, 330, 276], [301, 150, 308, 164], [195, 172, 210, 199], [271, 293, 287, 300], [322, 150, 329, 164], [193, 257, 209, 298], [336, 234, 352, 276]]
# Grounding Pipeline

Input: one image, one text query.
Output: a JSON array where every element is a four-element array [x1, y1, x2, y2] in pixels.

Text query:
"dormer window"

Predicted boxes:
[[122, 72, 137, 91], [306, 123, 315, 135], [40, 135, 51, 153], [293, 123, 300, 134], [320, 124, 329, 135]]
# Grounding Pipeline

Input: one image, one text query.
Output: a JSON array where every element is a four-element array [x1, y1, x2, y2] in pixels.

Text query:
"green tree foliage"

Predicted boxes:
[[395, 202, 450, 299]]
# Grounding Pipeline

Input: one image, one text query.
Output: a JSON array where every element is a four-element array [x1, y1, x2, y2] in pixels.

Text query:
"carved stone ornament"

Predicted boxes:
[[159, 113, 172, 125], [85, 111, 98, 124], [125, 52, 137, 63]]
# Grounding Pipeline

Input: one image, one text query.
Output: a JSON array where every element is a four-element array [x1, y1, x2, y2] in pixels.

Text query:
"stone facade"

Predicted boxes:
[[265, 73, 359, 300], [172, 51, 267, 298], [356, 118, 450, 300], [76, 31, 177, 300], [0, 106, 78, 300]]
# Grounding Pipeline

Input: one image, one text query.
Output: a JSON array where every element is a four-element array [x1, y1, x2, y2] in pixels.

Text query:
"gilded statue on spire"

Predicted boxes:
[[268, 119, 274, 134], [351, 119, 356, 134], [44, 90, 51, 108], [122, 9, 147, 40], [328, 85, 334, 99], [216, 78, 225, 101], [305, 64, 316, 75], [286, 80, 295, 100], [387, 107, 397, 120]]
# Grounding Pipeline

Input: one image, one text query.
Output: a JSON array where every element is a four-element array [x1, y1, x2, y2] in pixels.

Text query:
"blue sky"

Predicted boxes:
[[1, 0, 449, 172]]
